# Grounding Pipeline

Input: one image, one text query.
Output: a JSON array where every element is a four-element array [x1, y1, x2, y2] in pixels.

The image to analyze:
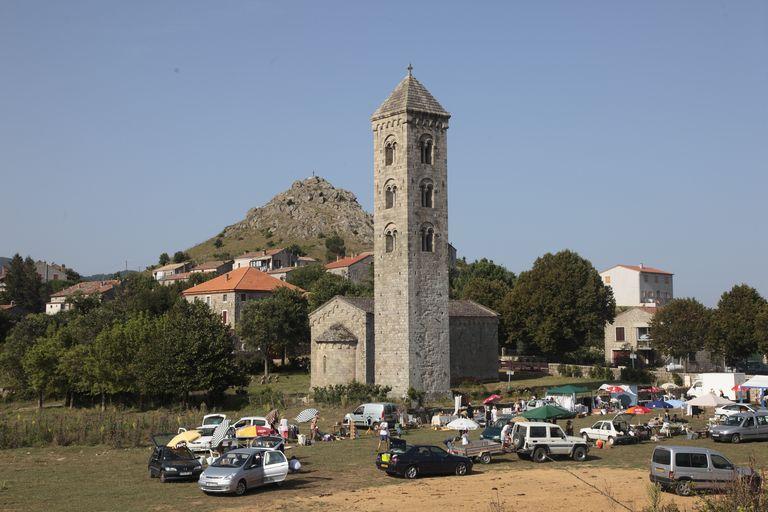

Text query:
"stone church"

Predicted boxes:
[[310, 69, 499, 397]]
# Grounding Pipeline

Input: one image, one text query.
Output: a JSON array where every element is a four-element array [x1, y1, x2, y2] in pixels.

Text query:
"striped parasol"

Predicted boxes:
[[210, 419, 231, 449], [295, 408, 319, 423], [265, 409, 279, 425]]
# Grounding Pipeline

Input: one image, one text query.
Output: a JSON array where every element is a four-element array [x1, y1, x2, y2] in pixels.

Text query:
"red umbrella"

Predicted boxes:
[[483, 394, 502, 404], [605, 386, 626, 394], [642, 386, 662, 393], [732, 384, 747, 392], [626, 405, 652, 414]]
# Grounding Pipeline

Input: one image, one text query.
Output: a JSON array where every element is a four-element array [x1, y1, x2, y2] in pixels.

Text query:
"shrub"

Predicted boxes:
[[311, 382, 392, 406], [248, 386, 285, 410], [589, 364, 615, 381], [672, 373, 683, 386], [619, 366, 653, 384]]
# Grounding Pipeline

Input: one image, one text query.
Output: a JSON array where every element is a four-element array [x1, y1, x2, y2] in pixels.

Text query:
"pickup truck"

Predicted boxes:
[[448, 439, 506, 464]]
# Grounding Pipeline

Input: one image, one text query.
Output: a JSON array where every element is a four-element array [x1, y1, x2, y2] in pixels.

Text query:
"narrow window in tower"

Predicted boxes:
[[323, 355, 327, 374], [385, 226, 397, 253], [420, 137, 433, 164], [421, 226, 435, 252], [385, 184, 396, 209], [420, 179, 434, 208], [385, 141, 396, 166]]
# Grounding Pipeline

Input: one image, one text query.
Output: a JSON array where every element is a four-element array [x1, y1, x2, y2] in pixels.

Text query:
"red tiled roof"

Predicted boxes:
[[182, 267, 304, 295], [51, 280, 120, 298], [325, 252, 373, 270], [603, 264, 672, 276]]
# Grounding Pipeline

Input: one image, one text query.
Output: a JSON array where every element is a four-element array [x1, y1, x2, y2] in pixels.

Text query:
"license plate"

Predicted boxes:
[[380, 464, 388, 468], [180, 472, 192, 476]]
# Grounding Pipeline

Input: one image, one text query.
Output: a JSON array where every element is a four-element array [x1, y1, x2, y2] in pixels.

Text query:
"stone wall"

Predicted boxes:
[[449, 316, 499, 383], [309, 298, 373, 388], [186, 291, 271, 329]]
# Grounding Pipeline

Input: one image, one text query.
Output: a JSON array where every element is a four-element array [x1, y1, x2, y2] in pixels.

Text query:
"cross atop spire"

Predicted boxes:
[[407, 63, 413, 76]]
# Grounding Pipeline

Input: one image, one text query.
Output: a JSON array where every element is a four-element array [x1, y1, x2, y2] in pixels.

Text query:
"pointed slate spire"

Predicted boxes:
[[372, 66, 450, 121]]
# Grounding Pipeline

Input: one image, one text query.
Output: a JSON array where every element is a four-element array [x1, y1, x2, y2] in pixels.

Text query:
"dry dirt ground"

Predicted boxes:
[[217, 467, 694, 512]]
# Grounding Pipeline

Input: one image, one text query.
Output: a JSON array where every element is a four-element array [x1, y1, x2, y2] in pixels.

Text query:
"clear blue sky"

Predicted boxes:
[[1, 1, 766, 305]]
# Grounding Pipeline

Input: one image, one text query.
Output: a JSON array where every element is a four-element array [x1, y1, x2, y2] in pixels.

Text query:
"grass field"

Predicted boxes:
[[2, 411, 767, 512]]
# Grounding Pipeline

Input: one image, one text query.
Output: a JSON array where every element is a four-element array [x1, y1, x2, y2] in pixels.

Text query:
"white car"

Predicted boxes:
[[232, 416, 270, 430], [715, 403, 767, 418], [579, 413, 635, 446], [510, 422, 589, 463], [182, 414, 229, 454]]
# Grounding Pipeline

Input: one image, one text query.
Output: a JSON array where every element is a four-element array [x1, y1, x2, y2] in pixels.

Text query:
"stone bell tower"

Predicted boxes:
[[371, 66, 451, 397]]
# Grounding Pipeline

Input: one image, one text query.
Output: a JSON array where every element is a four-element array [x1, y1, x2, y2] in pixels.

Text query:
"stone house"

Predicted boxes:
[[310, 296, 499, 388], [152, 262, 193, 282], [182, 266, 304, 329], [600, 264, 674, 307], [34, 261, 68, 282], [325, 252, 373, 284], [46, 280, 120, 315], [233, 248, 296, 272], [190, 260, 233, 275]]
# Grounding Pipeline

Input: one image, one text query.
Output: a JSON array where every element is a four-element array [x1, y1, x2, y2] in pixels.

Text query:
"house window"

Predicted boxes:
[[273, 259, 281, 268], [223, 294, 227, 302], [241, 293, 246, 301], [637, 327, 650, 340], [616, 327, 625, 341], [643, 274, 648, 282], [205, 296, 211, 305], [654, 275, 659, 283], [384, 181, 397, 209], [222, 310, 228, 324], [664, 276, 670, 284], [420, 179, 434, 208], [420, 136, 433, 164], [384, 137, 396, 166], [323, 355, 327, 374], [420, 225, 435, 252], [384, 224, 398, 253], [604, 275, 611, 284], [250, 261, 257, 267]]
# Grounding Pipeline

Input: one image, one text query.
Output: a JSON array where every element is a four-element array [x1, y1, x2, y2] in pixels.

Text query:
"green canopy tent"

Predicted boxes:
[[545, 385, 593, 413], [545, 385, 590, 395], [521, 404, 575, 421]]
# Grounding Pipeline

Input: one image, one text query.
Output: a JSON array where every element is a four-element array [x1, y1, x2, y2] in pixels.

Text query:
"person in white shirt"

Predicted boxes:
[[500, 422, 512, 446], [461, 430, 470, 445], [491, 406, 498, 423], [377, 421, 390, 451], [288, 456, 301, 473]]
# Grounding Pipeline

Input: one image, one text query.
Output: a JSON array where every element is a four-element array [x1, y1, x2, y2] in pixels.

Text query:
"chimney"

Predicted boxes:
[[225, 273, 230, 281], [639, 263, 644, 269]]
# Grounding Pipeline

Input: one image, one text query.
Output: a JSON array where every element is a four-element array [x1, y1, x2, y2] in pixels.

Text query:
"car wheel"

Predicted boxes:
[[455, 462, 468, 476], [572, 446, 587, 462], [234, 479, 247, 496], [731, 434, 741, 444], [532, 447, 548, 463], [159, 471, 167, 483], [148, 468, 156, 479], [675, 480, 692, 497], [479, 453, 492, 465], [607, 436, 615, 446], [582, 433, 590, 443], [516, 452, 530, 460], [405, 465, 418, 479]]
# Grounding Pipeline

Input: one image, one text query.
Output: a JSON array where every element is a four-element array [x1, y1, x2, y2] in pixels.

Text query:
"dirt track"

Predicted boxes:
[[220, 466, 695, 512]]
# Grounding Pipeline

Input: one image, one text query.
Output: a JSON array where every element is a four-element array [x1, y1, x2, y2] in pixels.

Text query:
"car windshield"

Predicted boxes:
[[723, 416, 744, 426], [164, 447, 195, 461], [212, 452, 250, 467], [252, 437, 281, 448], [203, 416, 225, 426]]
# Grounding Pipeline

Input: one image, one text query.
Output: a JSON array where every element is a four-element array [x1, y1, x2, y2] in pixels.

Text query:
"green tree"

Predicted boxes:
[[707, 284, 766, 367], [172, 251, 189, 264], [500, 250, 615, 357], [238, 289, 309, 376], [22, 332, 63, 408], [451, 258, 516, 298], [286, 244, 307, 257], [0, 309, 12, 343], [64, 268, 81, 282], [308, 272, 357, 310], [756, 304, 768, 357], [287, 264, 326, 290], [324, 234, 346, 262], [158, 253, 170, 266], [1, 254, 45, 312], [458, 276, 512, 344], [649, 298, 710, 372], [0, 313, 60, 392], [214, 237, 224, 248]]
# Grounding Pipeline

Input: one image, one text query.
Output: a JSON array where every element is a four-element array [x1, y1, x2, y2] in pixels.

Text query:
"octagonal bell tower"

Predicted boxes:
[[371, 66, 451, 398]]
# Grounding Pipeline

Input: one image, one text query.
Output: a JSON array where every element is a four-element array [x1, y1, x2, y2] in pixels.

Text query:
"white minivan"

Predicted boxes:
[[345, 403, 399, 427]]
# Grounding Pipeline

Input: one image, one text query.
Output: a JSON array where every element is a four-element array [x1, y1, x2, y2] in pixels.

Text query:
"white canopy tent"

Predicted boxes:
[[686, 392, 734, 408], [741, 375, 768, 389]]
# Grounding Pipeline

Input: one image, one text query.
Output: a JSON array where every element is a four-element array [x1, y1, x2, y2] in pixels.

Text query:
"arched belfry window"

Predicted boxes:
[[419, 178, 434, 208], [384, 180, 397, 209], [420, 224, 435, 252], [384, 137, 397, 166], [384, 224, 398, 253], [420, 135, 433, 165]]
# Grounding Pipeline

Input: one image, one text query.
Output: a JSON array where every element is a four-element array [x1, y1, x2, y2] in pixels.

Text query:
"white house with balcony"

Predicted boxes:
[[604, 306, 658, 366], [600, 264, 673, 307]]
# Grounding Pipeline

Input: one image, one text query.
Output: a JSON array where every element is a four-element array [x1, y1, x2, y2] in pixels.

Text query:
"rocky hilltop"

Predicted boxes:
[[187, 177, 373, 263]]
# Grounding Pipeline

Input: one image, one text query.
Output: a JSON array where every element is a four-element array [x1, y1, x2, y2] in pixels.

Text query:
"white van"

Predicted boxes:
[[345, 403, 399, 427]]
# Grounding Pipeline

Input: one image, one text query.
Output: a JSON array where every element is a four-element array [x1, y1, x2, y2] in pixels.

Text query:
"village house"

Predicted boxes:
[[600, 264, 674, 307], [181, 266, 304, 329], [325, 252, 373, 284], [189, 260, 233, 275], [152, 262, 193, 283], [0, 301, 28, 318], [232, 248, 296, 271], [46, 280, 120, 315], [34, 260, 68, 283]]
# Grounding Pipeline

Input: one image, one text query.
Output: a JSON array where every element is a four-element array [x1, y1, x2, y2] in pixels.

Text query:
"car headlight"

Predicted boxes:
[[221, 474, 235, 481], [163, 467, 178, 472]]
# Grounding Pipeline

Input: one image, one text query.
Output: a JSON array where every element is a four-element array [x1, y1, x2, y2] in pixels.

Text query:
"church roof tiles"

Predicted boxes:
[[371, 71, 450, 121]]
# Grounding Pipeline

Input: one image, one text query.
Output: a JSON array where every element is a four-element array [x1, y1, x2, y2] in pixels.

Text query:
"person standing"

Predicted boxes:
[[500, 422, 512, 447], [461, 429, 470, 446], [466, 402, 474, 420], [377, 420, 390, 452], [309, 415, 319, 441], [491, 405, 498, 423]]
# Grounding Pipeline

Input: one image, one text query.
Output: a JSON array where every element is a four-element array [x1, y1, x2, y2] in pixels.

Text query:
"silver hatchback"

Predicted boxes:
[[198, 448, 288, 495], [710, 412, 768, 444]]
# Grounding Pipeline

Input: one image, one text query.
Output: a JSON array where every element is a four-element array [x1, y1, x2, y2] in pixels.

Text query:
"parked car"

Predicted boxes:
[[714, 403, 767, 418], [479, 416, 515, 442], [579, 413, 639, 446], [198, 447, 288, 495], [182, 415, 232, 455], [345, 402, 399, 428], [649, 445, 758, 496], [148, 434, 203, 483], [375, 439, 472, 479], [511, 421, 588, 463], [710, 412, 768, 443], [231, 416, 274, 438]]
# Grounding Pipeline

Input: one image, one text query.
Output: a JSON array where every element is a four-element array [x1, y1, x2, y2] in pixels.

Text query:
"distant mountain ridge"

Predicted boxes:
[[187, 176, 373, 263]]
